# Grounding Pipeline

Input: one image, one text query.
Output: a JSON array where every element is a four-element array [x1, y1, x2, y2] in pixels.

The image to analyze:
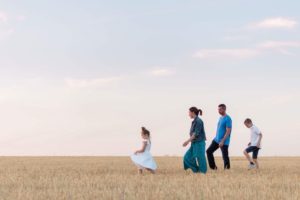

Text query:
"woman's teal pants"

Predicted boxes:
[[184, 140, 207, 174]]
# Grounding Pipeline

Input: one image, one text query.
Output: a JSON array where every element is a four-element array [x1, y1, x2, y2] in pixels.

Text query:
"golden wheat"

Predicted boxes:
[[0, 157, 298, 200]]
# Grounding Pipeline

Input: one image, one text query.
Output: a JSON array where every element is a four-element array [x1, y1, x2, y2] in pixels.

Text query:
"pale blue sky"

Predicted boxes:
[[0, 1, 299, 156]]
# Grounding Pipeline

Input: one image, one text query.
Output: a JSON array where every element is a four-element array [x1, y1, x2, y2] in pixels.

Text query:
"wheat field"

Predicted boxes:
[[0, 157, 298, 200]]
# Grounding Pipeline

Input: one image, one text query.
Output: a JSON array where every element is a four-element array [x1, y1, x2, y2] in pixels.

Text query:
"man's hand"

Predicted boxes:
[[256, 143, 261, 148], [219, 141, 224, 148], [183, 141, 189, 147], [134, 151, 139, 155], [248, 142, 251, 146], [219, 128, 231, 148]]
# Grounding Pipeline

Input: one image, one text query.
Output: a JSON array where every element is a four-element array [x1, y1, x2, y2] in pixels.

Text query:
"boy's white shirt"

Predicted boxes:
[[250, 125, 262, 147]]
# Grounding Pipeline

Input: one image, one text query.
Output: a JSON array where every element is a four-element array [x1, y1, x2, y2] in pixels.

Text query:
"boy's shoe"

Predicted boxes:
[[248, 163, 256, 170]]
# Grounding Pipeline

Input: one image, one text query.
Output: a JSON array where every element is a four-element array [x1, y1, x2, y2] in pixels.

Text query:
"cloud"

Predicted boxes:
[[150, 68, 174, 76], [0, 28, 14, 40], [0, 12, 8, 23], [16, 15, 26, 22], [194, 40, 300, 60], [257, 41, 300, 55], [0, 12, 26, 23], [65, 77, 122, 88], [250, 17, 297, 29], [193, 48, 259, 59], [223, 35, 249, 41], [258, 41, 300, 49], [0, 11, 25, 40]]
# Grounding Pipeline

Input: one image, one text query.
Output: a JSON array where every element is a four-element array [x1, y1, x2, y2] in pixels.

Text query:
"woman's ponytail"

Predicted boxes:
[[189, 107, 203, 116], [198, 109, 203, 116]]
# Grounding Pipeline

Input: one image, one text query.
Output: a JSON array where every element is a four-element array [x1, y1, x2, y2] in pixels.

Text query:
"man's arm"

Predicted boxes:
[[219, 127, 231, 147]]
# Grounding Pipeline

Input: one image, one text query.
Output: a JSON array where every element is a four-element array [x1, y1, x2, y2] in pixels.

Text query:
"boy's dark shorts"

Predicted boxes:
[[245, 146, 260, 159]]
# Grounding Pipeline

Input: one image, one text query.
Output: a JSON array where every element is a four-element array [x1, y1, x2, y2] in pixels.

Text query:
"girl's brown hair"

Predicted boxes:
[[141, 127, 150, 136]]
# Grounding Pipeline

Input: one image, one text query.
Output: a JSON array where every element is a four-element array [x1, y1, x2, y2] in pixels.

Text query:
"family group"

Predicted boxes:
[[131, 104, 263, 174]]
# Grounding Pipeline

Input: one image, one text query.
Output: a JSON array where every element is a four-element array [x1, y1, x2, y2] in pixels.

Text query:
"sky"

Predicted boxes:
[[0, 1, 299, 156]]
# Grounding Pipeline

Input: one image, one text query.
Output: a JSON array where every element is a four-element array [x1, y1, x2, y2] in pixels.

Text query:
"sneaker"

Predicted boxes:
[[248, 163, 256, 170]]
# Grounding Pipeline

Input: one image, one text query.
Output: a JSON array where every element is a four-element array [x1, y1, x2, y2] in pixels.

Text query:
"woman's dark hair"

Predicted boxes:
[[141, 127, 150, 136], [189, 107, 203, 116]]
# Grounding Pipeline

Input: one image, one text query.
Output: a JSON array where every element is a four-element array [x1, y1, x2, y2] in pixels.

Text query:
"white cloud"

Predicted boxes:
[[65, 77, 122, 88], [0, 12, 8, 23], [258, 41, 300, 49], [257, 41, 300, 55], [194, 40, 300, 60], [0, 12, 26, 23], [0, 28, 14, 40], [0, 11, 23, 40], [150, 68, 174, 76], [223, 35, 249, 41], [16, 15, 26, 21], [193, 48, 259, 59], [250, 17, 297, 29]]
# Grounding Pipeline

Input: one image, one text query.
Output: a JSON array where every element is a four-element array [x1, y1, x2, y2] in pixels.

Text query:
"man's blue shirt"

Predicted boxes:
[[214, 115, 232, 146]]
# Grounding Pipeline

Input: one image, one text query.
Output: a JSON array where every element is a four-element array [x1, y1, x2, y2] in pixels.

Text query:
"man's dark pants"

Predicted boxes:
[[206, 140, 230, 169]]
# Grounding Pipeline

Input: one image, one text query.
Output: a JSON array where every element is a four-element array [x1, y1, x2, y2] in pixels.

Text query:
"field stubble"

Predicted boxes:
[[0, 157, 299, 200]]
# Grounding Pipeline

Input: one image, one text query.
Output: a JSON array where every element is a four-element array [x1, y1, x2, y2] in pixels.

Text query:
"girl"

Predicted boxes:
[[183, 107, 207, 174], [131, 127, 157, 174]]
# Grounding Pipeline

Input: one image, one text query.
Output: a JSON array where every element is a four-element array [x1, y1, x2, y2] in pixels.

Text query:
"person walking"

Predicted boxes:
[[183, 107, 207, 174], [206, 104, 232, 170]]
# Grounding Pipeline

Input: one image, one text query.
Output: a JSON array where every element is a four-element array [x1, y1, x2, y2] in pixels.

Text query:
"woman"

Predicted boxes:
[[182, 107, 207, 174]]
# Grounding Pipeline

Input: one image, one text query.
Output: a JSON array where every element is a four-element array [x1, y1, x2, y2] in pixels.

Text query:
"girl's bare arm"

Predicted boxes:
[[135, 141, 147, 154]]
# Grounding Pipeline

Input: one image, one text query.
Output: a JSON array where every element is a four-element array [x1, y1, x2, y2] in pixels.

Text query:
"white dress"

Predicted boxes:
[[131, 139, 157, 170]]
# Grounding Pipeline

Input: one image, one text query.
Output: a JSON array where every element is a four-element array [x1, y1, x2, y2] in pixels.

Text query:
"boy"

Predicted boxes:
[[243, 118, 263, 169]]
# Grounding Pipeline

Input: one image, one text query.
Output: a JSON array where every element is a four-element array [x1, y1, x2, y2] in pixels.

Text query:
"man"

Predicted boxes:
[[206, 104, 232, 170]]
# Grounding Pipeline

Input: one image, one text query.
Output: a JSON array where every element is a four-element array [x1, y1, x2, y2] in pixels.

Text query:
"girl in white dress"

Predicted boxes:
[[131, 127, 157, 174]]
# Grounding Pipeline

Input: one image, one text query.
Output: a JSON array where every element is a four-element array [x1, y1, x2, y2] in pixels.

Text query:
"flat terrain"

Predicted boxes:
[[0, 157, 299, 200]]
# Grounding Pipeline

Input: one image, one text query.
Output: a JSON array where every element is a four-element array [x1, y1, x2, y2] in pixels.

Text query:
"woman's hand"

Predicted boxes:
[[182, 141, 189, 147], [134, 150, 139, 155]]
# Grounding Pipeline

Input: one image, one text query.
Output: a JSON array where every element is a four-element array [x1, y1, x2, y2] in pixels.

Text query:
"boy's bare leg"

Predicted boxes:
[[243, 150, 252, 163], [253, 159, 259, 169]]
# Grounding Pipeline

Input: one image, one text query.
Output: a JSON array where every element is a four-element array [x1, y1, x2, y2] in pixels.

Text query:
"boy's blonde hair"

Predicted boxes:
[[244, 118, 252, 124]]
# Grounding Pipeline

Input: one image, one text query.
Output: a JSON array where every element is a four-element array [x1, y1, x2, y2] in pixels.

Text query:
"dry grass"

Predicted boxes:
[[0, 156, 299, 200]]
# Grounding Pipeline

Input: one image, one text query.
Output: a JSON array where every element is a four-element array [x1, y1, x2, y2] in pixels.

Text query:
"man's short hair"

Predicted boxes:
[[218, 104, 226, 109], [244, 118, 252, 124]]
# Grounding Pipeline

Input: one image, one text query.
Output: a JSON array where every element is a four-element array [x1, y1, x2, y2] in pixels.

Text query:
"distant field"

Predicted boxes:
[[0, 157, 298, 200]]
